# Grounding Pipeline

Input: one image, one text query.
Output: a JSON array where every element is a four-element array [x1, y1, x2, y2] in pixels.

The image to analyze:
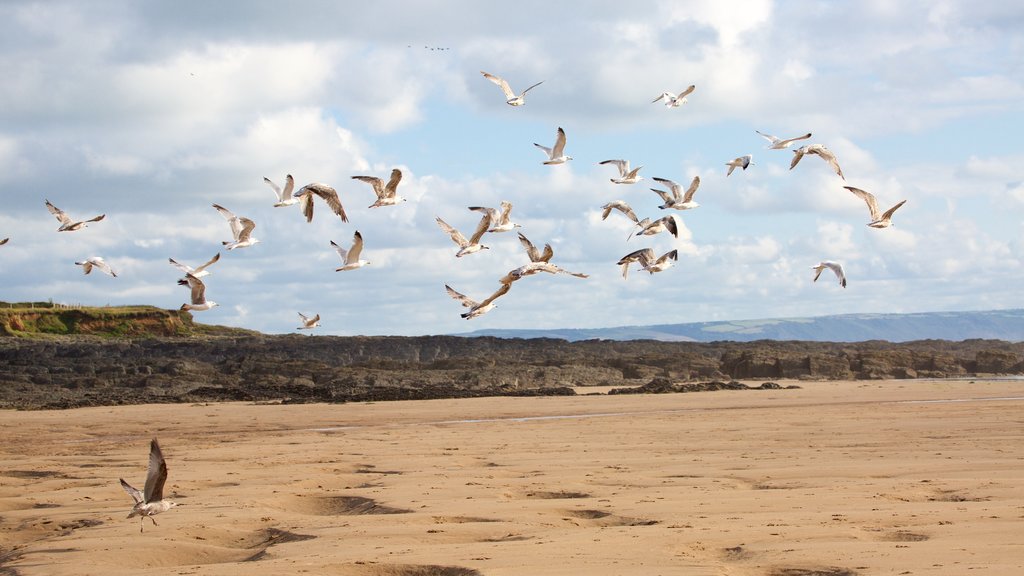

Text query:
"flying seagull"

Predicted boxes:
[[352, 168, 405, 208], [617, 248, 678, 279], [168, 253, 220, 281], [812, 261, 847, 288], [213, 204, 259, 250], [517, 231, 553, 263], [264, 174, 298, 207], [297, 312, 321, 330], [331, 231, 370, 271], [755, 130, 812, 150], [445, 283, 511, 319], [630, 215, 679, 240], [499, 261, 589, 285], [600, 200, 640, 224], [481, 71, 543, 106], [179, 272, 218, 311], [75, 256, 117, 277], [534, 127, 573, 165], [652, 84, 696, 107], [293, 182, 349, 223], [651, 176, 701, 210], [436, 215, 490, 257], [469, 201, 520, 233], [599, 159, 644, 184], [844, 186, 907, 228], [790, 144, 844, 179], [45, 200, 105, 232], [120, 438, 178, 532], [726, 154, 753, 176]]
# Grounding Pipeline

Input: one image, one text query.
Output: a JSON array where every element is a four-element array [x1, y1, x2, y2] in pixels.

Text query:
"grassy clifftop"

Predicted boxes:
[[0, 302, 256, 338]]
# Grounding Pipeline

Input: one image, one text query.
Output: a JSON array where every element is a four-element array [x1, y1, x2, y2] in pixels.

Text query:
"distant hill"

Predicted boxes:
[[455, 309, 1024, 343]]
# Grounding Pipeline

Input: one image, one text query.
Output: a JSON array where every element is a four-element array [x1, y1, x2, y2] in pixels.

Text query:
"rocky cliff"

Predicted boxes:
[[1, 334, 1021, 410]]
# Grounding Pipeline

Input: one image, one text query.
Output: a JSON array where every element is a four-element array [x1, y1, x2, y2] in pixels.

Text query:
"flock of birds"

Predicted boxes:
[[6, 69, 909, 331]]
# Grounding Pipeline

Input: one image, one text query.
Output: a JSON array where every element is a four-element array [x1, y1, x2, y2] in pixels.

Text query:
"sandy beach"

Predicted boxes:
[[1, 379, 1022, 575]]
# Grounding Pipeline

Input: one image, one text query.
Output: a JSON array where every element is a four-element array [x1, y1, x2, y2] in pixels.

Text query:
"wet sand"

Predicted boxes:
[[1, 379, 1022, 575]]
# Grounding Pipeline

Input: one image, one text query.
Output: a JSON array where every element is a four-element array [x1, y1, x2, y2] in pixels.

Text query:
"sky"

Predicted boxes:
[[1, 0, 1022, 337]]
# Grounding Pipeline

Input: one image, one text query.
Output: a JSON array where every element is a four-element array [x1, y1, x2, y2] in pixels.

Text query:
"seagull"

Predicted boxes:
[[481, 71, 543, 106], [436, 215, 490, 257], [630, 215, 679, 240], [755, 130, 812, 150], [45, 200, 105, 232], [179, 273, 218, 311], [213, 204, 259, 250], [331, 231, 370, 271], [517, 232, 553, 263], [293, 183, 349, 223], [75, 256, 117, 277], [168, 253, 220, 281], [120, 438, 178, 532], [599, 159, 644, 184], [790, 144, 844, 179], [651, 176, 701, 210], [600, 201, 640, 224], [469, 201, 520, 233], [498, 261, 589, 285], [652, 84, 696, 107], [297, 312, 321, 330], [264, 174, 298, 207], [811, 261, 847, 288], [617, 248, 678, 279], [445, 283, 511, 319], [534, 127, 573, 165], [844, 186, 907, 228], [351, 168, 406, 208], [726, 154, 753, 176]]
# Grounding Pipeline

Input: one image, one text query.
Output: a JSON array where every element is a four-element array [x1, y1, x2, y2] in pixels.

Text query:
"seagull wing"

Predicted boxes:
[[656, 250, 679, 266], [651, 177, 681, 200], [383, 169, 403, 198], [481, 71, 516, 100], [90, 257, 116, 277], [677, 84, 696, 99], [346, 231, 364, 263], [477, 282, 511, 308], [811, 145, 844, 179], [550, 127, 567, 157], [467, 212, 491, 244], [779, 132, 812, 147], [498, 200, 514, 224], [663, 215, 679, 238], [143, 438, 168, 503], [827, 262, 847, 288], [445, 284, 477, 308], [264, 176, 284, 201], [601, 201, 639, 223], [186, 274, 207, 305], [193, 252, 221, 274], [309, 184, 349, 222], [168, 258, 194, 275], [519, 80, 544, 96], [436, 217, 468, 247], [352, 175, 385, 198], [120, 479, 144, 505], [844, 186, 881, 221], [789, 147, 807, 170], [880, 199, 907, 222], [652, 92, 673, 104], [468, 206, 498, 228], [681, 176, 701, 202], [330, 240, 349, 262], [600, 159, 629, 178], [236, 218, 256, 242], [45, 200, 72, 226], [756, 130, 781, 145]]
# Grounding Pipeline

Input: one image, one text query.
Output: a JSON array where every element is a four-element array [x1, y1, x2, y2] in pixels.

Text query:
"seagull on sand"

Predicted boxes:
[[652, 84, 695, 107], [293, 183, 349, 223], [120, 438, 178, 532], [481, 71, 543, 106], [726, 154, 753, 176], [600, 200, 640, 224], [264, 174, 298, 207], [352, 169, 406, 208], [297, 312, 321, 330], [45, 200, 105, 232], [844, 186, 907, 228], [178, 273, 218, 311], [756, 130, 812, 150], [790, 144, 844, 179], [617, 248, 678, 279], [499, 261, 589, 285], [445, 283, 511, 319], [599, 159, 644, 184], [75, 256, 117, 277], [812, 261, 847, 288], [651, 176, 701, 210], [534, 127, 573, 165], [168, 253, 220, 281], [469, 201, 520, 233], [517, 231, 553, 263], [436, 215, 490, 257], [213, 204, 259, 250], [331, 231, 370, 271], [630, 215, 679, 240]]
